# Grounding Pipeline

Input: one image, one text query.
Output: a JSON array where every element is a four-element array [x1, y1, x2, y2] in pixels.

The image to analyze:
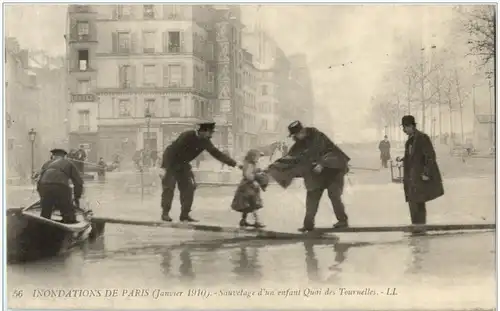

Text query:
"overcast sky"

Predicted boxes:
[[5, 4, 475, 142]]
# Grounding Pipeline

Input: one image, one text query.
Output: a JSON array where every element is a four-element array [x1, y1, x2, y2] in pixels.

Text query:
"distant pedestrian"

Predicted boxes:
[[97, 157, 107, 182], [231, 149, 268, 228], [150, 150, 158, 167], [396, 115, 444, 228], [378, 135, 391, 168]]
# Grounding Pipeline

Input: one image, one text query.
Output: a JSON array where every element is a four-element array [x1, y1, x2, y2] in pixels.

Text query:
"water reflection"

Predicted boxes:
[[231, 246, 262, 282], [304, 241, 369, 283], [406, 235, 431, 275]]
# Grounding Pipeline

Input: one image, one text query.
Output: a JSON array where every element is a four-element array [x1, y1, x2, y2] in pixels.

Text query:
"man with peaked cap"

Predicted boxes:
[[267, 120, 351, 232], [160, 122, 241, 222], [396, 115, 444, 227], [37, 148, 84, 224]]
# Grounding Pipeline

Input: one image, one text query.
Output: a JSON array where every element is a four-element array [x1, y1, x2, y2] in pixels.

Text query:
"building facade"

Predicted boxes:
[[241, 49, 258, 150], [5, 37, 68, 183], [66, 4, 248, 162], [243, 30, 315, 146]]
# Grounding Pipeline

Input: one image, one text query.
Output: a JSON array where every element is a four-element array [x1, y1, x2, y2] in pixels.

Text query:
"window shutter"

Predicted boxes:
[[163, 64, 169, 86], [162, 31, 168, 52], [131, 32, 137, 54], [181, 64, 187, 87], [180, 31, 185, 52], [163, 5, 172, 19], [153, 5, 160, 19], [130, 65, 136, 87], [157, 65, 162, 87], [118, 65, 123, 86], [70, 19, 78, 41], [111, 32, 118, 53]]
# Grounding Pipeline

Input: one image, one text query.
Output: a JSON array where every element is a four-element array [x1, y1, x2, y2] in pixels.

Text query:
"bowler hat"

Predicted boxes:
[[50, 148, 68, 155], [198, 122, 216, 132], [401, 115, 416, 126], [288, 120, 304, 136]]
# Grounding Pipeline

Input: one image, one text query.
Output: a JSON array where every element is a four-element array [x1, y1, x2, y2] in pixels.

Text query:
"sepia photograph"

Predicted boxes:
[[3, 3, 497, 310]]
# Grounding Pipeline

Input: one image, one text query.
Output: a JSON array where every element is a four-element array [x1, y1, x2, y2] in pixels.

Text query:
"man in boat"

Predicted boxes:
[[37, 148, 84, 224], [267, 121, 351, 232], [396, 115, 444, 226], [160, 122, 241, 222]]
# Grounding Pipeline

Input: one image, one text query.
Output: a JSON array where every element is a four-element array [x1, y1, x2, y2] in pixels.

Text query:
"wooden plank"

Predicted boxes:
[[22, 210, 91, 233], [313, 223, 496, 234], [91, 217, 335, 240]]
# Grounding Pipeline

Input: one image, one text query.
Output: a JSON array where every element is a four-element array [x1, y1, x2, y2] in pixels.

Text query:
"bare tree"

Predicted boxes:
[[462, 6, 496, 69]]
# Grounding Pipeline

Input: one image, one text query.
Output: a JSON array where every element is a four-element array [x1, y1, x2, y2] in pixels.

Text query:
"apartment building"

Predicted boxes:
[[5, 37, 68, 183], [241, 49, 258, 150], [243, 30, 315, 146], [66, 4, 245, 161]]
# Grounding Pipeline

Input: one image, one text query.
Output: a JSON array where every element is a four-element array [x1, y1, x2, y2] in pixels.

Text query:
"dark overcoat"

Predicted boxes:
[[403, 130, 444, 203], [267, 127, 350, 191]]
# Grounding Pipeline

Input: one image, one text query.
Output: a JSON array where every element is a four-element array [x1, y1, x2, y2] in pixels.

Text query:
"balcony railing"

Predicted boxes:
[[72, 94, 96, 102], [74, 5, 91, 13], [78, 125, 90, 132]]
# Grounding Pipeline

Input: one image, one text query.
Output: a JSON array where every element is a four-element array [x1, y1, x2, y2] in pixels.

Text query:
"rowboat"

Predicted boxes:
[[6, 201, 96, 263]]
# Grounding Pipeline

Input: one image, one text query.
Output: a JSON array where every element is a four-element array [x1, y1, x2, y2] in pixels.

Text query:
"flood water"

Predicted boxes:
[[6, 167, 496, 310]]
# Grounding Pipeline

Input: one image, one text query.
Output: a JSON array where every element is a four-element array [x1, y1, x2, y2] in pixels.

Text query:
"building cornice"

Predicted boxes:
[[95, 87, 216, 99], [94, 52, 212, 64]]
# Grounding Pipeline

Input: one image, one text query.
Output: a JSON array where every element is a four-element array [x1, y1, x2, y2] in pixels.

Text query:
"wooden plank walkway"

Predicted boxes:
[[91, 217, 495, 238], [313, 223, 495, 234], [91, 217, 337, 240]]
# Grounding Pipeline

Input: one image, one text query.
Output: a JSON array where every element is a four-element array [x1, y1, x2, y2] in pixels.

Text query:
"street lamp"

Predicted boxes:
[[145, 107, 152, 151], [28, 128, 37, 181]]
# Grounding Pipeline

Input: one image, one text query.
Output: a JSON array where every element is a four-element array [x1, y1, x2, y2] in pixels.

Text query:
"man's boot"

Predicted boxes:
[[333, 221, 348, 229], [180, 214, 198, 222], [161, 212, 172, 222]]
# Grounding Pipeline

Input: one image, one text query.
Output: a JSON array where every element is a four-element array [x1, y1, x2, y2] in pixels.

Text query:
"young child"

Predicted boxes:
[[231, 149, 269, 228]]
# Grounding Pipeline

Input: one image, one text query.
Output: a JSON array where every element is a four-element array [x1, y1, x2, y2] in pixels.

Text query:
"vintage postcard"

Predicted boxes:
[[3, 2, 497, 310]]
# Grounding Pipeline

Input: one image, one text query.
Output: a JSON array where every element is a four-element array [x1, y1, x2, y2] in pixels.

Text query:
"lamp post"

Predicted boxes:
[[145, 107, 152, 151], [28, 128, 37, 181]]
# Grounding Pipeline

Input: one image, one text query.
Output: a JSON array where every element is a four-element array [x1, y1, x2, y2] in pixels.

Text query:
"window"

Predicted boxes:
[[143, 5, 154, 19], [78, 49, 89, 71], [164, 5, 182, 19], [169, 98, 181, 117], [78, 110, 90, 131], [143, 65, 157, 86], [168, 64, 182, 86], [118, 99, 131, 117], [143, 32, 155, 53], [168, 31, 180, 53], [77, 21, 89, 38], [118, 32, 130, 53], [119, 65, 132, 88], [77, 80, 90, 94], [145, 99, 156, 116], [261, 85, 268, 95], [117, 5, 131, 19]]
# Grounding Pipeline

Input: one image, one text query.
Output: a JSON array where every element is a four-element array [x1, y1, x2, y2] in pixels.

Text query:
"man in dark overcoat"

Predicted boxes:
[[160, 122, 240, 222], [267, 121, 351, 232], [378, 135, 391, 168], [396, 115, 444, 225]]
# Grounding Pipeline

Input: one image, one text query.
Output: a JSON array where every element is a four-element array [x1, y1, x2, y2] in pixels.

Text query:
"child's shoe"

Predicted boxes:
[[239, 219, 252, 227], [253, 222, 266, 229]]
